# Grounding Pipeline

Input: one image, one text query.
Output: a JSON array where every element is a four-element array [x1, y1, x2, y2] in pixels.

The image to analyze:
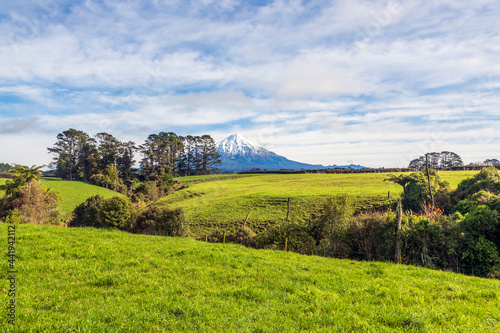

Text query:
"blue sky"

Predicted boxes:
[[0, 0, 499, 168]]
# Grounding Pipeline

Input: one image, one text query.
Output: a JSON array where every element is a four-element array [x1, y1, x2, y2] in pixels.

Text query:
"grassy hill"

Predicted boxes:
[[0, 224, 498, 332], [160, 171, 478, 237], [0, 177, 123, 217]]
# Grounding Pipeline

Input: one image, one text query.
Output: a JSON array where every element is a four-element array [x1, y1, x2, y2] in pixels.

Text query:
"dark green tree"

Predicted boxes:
[[47, 129, 91, 180], [0, 163, 12, 172], [116, 141, 137, 182], [385, 173, 415, 197], [139, 132, 184, 177], [408, 151, 463, 168], [178, 135, 196, 176], [402, 169, 449, 212], [198, 135, 221, 175], [96, 132, 121, 172], [78, 139, 99, 181]]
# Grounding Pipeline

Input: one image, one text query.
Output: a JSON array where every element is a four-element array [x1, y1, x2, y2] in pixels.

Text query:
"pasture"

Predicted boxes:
[[160, 171, 478, 237], [0, 177, 123, 217], [0, 224, 498, 332]]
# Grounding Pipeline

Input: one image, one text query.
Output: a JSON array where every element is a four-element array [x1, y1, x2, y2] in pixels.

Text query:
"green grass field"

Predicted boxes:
[[175, 173, 257, 183], [0, 177, 123, 217], [157, 171, 479, 237], [0, 171, 478, 234], [0, 224, 498, 332]]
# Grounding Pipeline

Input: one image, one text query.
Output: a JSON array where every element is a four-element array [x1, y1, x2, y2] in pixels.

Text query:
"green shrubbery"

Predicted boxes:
[[456, 166, 500, 199], [0, 165, 60, 224], [216, 172, 500, 278], [70, 195, 134, 231], [134, 206, 189, 237], [256, 222, 314, 254], [70, 195, 190, 237]]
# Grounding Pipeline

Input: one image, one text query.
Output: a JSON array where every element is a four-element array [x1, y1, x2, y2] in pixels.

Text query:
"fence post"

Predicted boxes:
[[286, 198, 291, 222], [394, 199, 402, 264]]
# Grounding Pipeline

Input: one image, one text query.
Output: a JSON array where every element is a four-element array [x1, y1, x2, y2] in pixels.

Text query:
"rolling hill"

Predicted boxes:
[[0, 224, 498, 332], [0, 177, 124, 217], [163, 171, 478, 237]]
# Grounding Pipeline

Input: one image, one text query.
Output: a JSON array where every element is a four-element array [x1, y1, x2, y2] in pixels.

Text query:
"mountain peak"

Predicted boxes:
[[226, 133, 246, 141], [217, 133, 270, 157], [216, 133, 367, 172]]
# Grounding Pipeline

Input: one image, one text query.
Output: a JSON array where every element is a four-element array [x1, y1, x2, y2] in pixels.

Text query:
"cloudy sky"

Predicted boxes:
[[1, 0, 499, 168]]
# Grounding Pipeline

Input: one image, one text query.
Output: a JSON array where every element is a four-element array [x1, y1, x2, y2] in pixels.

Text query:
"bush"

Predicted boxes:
[[456, 167, 500, 199], [346, 212, 392, 261], [135, 181, 161, 201], [70, 195, 133, 231], [206, 225, 257, 247], [400, 215, 456, 269], [460, 235, 500, 277], [453, 199, 475, 215], [134, 206, 189, 237], [402, 170, 448, 213], [460, 205, 499, 239], [310, 195, 354, 258], [100, 197, 133, 231], [0, 182, 60, 224], [256, 222, 314, 254], [226, 225, 257, 247]]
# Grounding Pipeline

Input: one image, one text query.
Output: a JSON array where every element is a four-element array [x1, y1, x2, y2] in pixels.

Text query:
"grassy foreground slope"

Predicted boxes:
[[0, 177, 123, 217], [0, 224, 499, 332], [159, 171, 478, 236]]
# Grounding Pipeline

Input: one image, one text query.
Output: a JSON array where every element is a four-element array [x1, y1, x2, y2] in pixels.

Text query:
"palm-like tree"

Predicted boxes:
[[0, 165, 44, 197], [384, 173, 415, 197], [13, 164, 43, 182]]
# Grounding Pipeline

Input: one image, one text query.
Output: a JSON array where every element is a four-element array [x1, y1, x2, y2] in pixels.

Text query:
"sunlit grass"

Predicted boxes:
[[0, 224, 498, 332], [157, 171, 479, 236], [0, 177, 123, 217]]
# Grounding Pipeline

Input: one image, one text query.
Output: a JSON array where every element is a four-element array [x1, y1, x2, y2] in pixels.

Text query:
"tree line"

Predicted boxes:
[[47, 129, 221, 183], [408, 151, 464, 168]]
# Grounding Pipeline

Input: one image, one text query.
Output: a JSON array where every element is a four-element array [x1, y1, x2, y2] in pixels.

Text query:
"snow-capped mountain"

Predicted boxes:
[[217, 134, 273, 157], [216, 134, 366, 173]]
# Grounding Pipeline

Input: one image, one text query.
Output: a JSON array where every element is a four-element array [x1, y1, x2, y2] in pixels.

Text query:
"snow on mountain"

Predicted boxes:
[[217, 134, 274, 157], [215, 133, 367, 173]]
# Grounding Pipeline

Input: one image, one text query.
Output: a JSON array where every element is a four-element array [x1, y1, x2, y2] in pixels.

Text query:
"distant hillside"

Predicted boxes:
[[157, 171, 478, 237], [216, 134, 366, 172]]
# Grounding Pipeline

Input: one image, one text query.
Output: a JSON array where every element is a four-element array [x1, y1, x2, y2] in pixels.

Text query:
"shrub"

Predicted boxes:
[[454, 191, 500, 215], [256, 222, 315, 254], [226, 225, 257, 247], [135, 181, 161, 201], [346, 212, 392, 261], [134, 206, 189, 237], [453, 199, 475, 215], [456, 167, 500, 199], [0, 181, 60, 224], [100, 196, 133, 231], [460, 235, 500, 277], [310, 195, 354, 257], [206, 225, 258, 247], [402, 170, 448, 213], [70, 195, 133, 231], [460, 205, 499, 239]]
